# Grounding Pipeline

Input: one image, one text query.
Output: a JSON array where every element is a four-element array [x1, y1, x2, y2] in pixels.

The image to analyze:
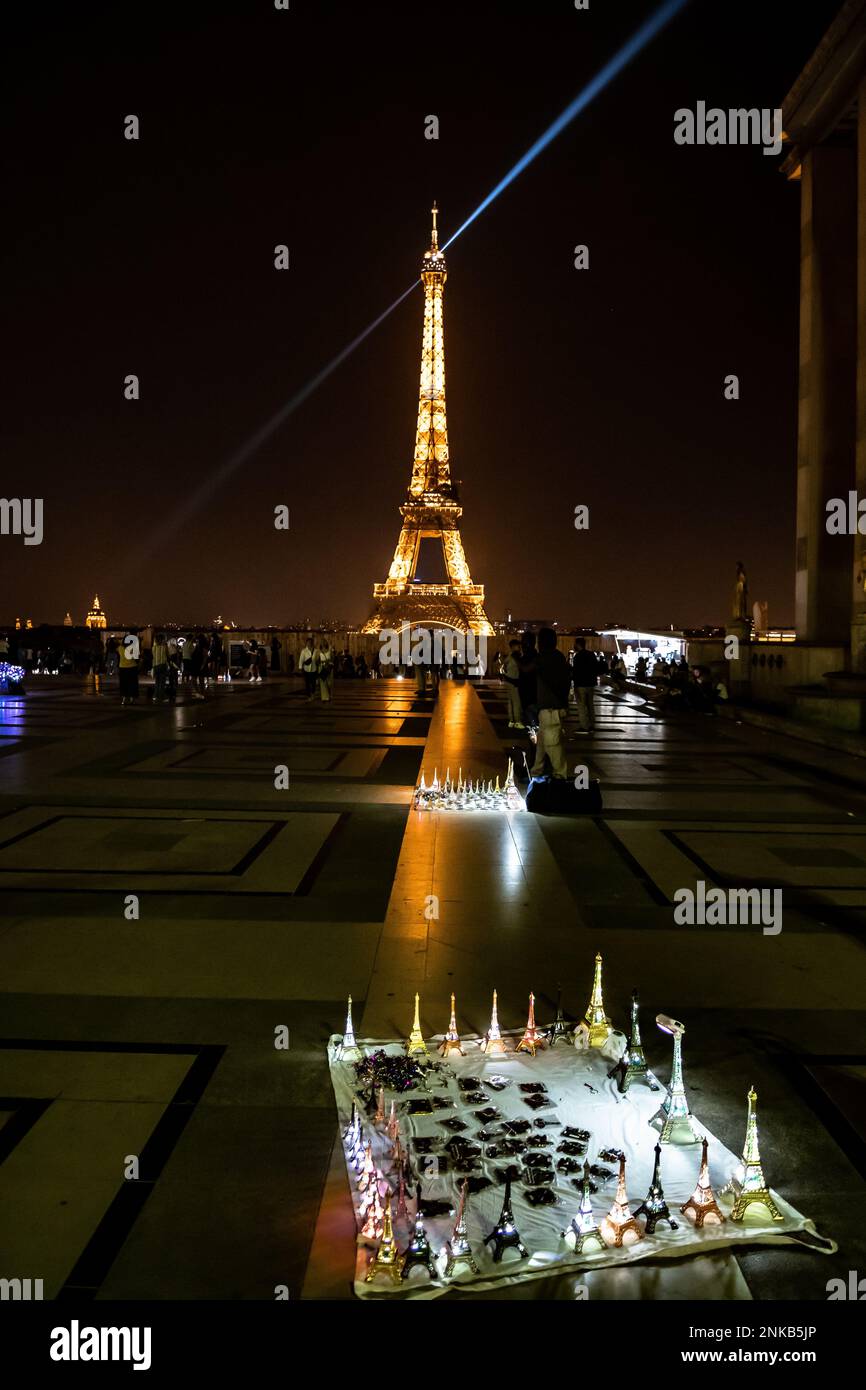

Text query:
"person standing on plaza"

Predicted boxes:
[[208, 630, 223, 683], [318, 638, 334, 702], [571, 637, 598, 735], [530, 628, 571, 778], [503, 639, 524, 728], [181, 637, 194, 686], [151, 630, 169, 704], [517, 630, 538, 730], [190, 633, 208, 698]]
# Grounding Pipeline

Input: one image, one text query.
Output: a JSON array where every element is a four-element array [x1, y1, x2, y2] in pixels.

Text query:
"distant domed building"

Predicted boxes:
[[85, 594, 107, 629], [63, 612, 73, 627]]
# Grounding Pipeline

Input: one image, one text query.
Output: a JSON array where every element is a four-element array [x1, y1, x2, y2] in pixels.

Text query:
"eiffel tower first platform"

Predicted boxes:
[[362, 206, 493, 638]]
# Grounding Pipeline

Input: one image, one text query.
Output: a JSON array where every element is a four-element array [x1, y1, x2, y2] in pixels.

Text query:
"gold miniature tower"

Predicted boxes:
[[363, 205, 493, 638], [443, 1180, 480, 1278], [364, 1191, 405, 1284], [729, 1088, 783, 1222], [438, 993, 465, 1057], [600, 1156, 644, 1247], [516, 991, 546, 1056], [583, 952, 612, 1047], [479, 989, 508, 1056], [405, 993, 428, 1057], [681, 1138, 726, 1228]]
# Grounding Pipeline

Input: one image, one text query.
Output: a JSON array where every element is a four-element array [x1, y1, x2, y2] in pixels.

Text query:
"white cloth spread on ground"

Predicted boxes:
[[328, 1032, 835, 1300]]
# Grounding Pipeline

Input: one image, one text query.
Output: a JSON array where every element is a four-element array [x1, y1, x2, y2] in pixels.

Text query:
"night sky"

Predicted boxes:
[[3, 0, 843, 630]]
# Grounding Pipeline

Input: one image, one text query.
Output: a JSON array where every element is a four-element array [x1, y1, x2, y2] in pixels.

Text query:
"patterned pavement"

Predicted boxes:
[[1, 672, 864, 1299]]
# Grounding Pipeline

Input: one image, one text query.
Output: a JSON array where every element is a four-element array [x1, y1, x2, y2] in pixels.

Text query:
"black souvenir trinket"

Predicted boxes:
[[525, 1187, 559, 1207]]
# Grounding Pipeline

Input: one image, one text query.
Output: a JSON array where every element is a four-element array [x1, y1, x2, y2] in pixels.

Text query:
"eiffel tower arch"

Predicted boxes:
[[362, 205, 493, 639]]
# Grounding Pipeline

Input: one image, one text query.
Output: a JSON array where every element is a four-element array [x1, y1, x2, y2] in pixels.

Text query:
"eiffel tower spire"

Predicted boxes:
[[480, 988, 508, 1055], [634, 1142, 678, 1234], [599, 1155, 643, 1247], [583, 952, 612, 1047], [363, 206, 493, 638], [405, 992, 428, 1057], [516, 991, 546, 1056], [438, 992, 465, 1057], [681, 1137, 725, 1228], [729, 1087, 782, 1222], [483, 1175, 528, 1262], [653, 1014, 703, 1144], [562, 1161, 607, 1254], [608, 989, 659, 1093], [443, 1179, 480, 1278], [335, 994, 362, 1063]]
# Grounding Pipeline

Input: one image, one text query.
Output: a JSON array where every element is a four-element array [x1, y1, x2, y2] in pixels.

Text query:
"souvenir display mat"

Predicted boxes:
[[328, 1032, 835, 1300]]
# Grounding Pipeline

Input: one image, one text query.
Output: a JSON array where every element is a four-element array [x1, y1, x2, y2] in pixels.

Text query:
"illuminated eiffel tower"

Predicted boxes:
[[362, 205, 493, 638]]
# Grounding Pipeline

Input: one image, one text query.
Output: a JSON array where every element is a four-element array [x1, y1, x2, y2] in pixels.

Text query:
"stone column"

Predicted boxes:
[[853, 78, 866, 670], [795, 144, 857, 646]]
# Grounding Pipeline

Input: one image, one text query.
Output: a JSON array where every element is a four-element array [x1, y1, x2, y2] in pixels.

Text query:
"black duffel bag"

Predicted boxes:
[[525, 775, 603, 815]]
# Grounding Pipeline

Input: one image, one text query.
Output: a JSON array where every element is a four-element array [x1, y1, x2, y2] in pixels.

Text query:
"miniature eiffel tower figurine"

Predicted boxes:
[[405, 992, 428, 1057], [386, 1099, 400, 1143], [681, 1137, 725, 1227], [357, 1140, 376, 1194], [359, 1177, 385, 1240], [729, 1087, 783, 1222], [634, 1143, 678, 1234], [654, 1014, 702, 1144], [562, 1161, 607, 1254], [443, 1180, 480, 1278], [600, 1156, 644, 1247], [583, 952, 612, 1047], [342, 1099, 360, 1148], [516, 991, 546, 1056], [609, 989, 658, 1093], [479, 989, 509, 1056], [373, 1086, 386, 1128], [400, 1211, 439, 1281], [548, 986, 574, 1047], [395, 1162, 410, 1222], [364, 1191, 404, 1282], [335, 994, 363, 1063], [438, 993, 465, 1057], [483, 1175, 528, 1262]]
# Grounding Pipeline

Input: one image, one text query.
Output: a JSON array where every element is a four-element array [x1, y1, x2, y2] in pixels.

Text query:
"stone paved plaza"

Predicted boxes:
[[1, 672, 865, 1300]]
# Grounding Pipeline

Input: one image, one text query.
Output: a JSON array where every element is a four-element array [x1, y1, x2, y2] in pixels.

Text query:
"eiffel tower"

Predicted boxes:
[[362, 205, 493, 638]]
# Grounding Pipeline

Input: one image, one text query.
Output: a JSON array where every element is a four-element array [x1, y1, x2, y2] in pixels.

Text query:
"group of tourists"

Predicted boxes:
[[499, 631, 598, 779], [116, 630, 228, 705], [500, 634, 729, 778]]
